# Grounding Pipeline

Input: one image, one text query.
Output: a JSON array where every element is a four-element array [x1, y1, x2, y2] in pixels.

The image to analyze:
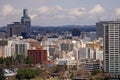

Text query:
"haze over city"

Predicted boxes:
[[0, 0, 120, 26]]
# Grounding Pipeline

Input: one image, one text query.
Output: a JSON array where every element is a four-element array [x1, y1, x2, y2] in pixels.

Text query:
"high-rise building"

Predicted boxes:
[[96, 22, 104, 38], [7, 22, 28, 37], [103, 21, 120, 74], [21, 9, 31, 33]]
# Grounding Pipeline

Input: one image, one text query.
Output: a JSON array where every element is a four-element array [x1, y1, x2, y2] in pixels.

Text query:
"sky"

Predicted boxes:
[[0, 0, 120, 26]]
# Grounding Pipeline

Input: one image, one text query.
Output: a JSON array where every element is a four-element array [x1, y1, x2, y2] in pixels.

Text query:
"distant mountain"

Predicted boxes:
[[0, 27, 7, 32], [32, 25, 96, 28], [0, 25, 96, 32], [31, 25, 96, 32]]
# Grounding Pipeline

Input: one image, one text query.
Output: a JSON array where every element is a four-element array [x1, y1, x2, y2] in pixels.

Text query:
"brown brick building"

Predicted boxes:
[[28, 49, 47, 65]]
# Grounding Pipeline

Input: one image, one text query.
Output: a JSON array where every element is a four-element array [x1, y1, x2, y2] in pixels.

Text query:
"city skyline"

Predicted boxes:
[[0, 0, 120, 27]]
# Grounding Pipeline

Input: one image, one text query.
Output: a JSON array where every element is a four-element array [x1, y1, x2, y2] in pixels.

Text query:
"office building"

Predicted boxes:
[[96, 22, 104, 38], [3, 38, 30, 58], [103, 21, 120, 74], [48, 45, 59, 59], [61, 42, 73, 52], [28, 49, 47, 65], [78, 48, 91, 60], [85, 60, 100, 72], [15, 42, 29, 57], [7, 9, 31, 38], [21, 9, 31, 33], [7, 22, 28, 37], [96, 50, 103, 61]]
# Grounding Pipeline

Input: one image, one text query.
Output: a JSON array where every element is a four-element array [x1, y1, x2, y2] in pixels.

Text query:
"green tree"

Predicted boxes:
[[4, 57, 11, 67], [91, 70, 100, 76], [16, 54, 25, 64], [25, 56, 32, 64], [9, 56, 15, 65], [0, 68, 5, 80], [24, 68, 36, 79], [53, 65, 67, 73], [35, 68, 44, 76], [17, 68, 37, 79], [16, 68, 25, 79], [0, 57, 4, 64], [0, 56, 16, 67]]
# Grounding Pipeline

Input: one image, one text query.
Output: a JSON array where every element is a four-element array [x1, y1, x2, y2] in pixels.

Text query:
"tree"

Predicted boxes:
[[35, 68, 44, 76], [16, 68, 25, 79], [16, 54, 25, 64], [25, 56, 31, 64], [9, 56, 15, 65], [0, 68, 5, 80], [3, 57, 15, 67], [53, 65, 67, 73], [0, 57, 4, 64], [24, 68, 36, 79], [4, 57, 11, 67], [17, 68, 37, 79], [0, 56, 16, 67], [91, 70, 100, 76]]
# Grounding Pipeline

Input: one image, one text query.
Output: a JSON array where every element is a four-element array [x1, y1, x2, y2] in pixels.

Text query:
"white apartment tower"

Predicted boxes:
[[103, 21, 120, 74]]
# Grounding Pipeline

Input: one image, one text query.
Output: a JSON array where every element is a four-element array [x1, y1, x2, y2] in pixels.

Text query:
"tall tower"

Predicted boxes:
[[21, 9, 31, 33], [96, 22, 104, 38], [103, 21, 120, 74]]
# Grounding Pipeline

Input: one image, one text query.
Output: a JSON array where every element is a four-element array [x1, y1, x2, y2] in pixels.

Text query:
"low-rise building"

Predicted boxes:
[[85, 60, 100, 72]]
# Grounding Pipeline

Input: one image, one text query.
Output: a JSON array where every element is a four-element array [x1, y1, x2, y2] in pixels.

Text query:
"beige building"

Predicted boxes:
[[0, 46, 3, 57]]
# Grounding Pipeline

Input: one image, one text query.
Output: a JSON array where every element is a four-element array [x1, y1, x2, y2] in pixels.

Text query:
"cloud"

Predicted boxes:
[[55, 5, 64, 11], [54, 15, 66, 19], [69, 8, 86, 17], [38, 5, 63, 15], [115, 8, 120, 16], [38, 6, 49, 15], [0, 4, 107, 26], [54, 15, 75, 20], [2, 4, 15, 16], [30, 14, 37, 19], [87, 4, 105, 20], [90, 4, 104, 14], [1, 4, 21, 17], [54, 7, 86, 20]]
